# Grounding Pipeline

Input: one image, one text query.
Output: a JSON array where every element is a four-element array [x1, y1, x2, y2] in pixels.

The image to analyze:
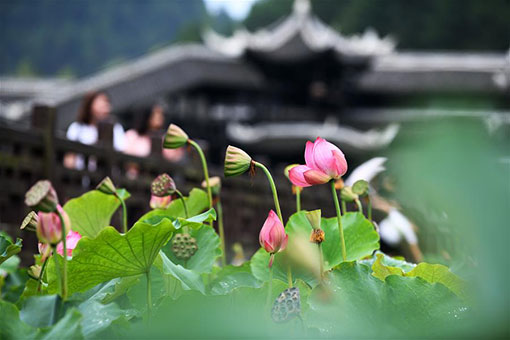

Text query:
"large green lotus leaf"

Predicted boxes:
[[19, 295, 59, 328], [155, 251, 205, 294], [209, 262, 262, 295], [0, 300, 36, 339], [139, 188, 209, 222], [49, 218, 174, 295], [0, 234, 22, 265], [306, 262, 467, 337], [78, 281, 138, 338], [407, 263, 468, 300], [361, 250, 416, 273], [162, 222, 221, 274], [63, 189, 130, 238], [250, 211, 379, 285], [38, 308, 83, 340]]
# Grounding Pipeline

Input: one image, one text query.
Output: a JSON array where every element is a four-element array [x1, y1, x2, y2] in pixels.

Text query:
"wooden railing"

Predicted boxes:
[[0, 105, 335, 264]]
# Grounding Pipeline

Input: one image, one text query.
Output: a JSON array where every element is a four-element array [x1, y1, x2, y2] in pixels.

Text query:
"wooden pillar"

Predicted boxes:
[[31, 105, 56, 181], [97, 120, 114, 177]]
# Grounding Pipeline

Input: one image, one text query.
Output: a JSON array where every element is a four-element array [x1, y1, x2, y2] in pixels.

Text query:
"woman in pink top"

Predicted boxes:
[[124, 104, 184, 177]]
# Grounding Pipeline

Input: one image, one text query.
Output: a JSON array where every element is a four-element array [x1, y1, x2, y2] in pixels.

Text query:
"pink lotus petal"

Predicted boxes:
[[304, 140, 318, 169], [303, 169, 331, 185], [289, 165, 312, 187], [332, 149, 348, 177]]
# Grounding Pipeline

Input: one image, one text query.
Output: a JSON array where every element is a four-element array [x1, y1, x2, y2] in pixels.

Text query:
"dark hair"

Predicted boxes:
[[135, 107, 153, 135], [77, 91, 109, 124]]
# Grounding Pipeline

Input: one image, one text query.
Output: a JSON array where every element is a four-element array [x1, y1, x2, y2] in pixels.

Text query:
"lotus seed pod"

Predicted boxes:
[[151, 173, 176, 197], [224, 145, 252, 177], [164, 124, 189, 149], [21, 211, 38, 232], [304, 209, 321, 230], [171, 233, 198, 260], [96, 176, 117, 195], [310, 229, 325, 244], [25, 180, 59, 212], [352, 179, 369, 196], [271, 287, 301, 323]]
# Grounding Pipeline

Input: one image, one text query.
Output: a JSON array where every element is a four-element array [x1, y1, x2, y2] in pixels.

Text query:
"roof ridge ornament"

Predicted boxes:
[[293, 0, 311, 17]]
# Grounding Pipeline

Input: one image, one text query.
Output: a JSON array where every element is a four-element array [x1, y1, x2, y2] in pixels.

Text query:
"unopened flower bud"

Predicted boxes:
[[163, 124, 189, 149], [96, 176, 117, 195], [151, 173, 176, 197], [259, 210, 288, 267], [304, 209, 321, 230], [25, 180, 59, 212], [202, 176, 221, 196], [340, 186, 358, 202], [150, 195, 172, 209], [21, 211, 38, 232], [310, 229, 325, 244], [38, 242, 52, 261], [36, 205, 70, 245], [224, 145, 252, 177], [352, 179, 369, 196]]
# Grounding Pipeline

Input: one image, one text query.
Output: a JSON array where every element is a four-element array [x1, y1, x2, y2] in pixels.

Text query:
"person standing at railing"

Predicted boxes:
[[124, 103, 184, 178], [64, 91, 126, 170]]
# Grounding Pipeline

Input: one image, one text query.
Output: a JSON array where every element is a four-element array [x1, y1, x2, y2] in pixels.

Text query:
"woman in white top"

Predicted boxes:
[[64, 91, 125, 169]]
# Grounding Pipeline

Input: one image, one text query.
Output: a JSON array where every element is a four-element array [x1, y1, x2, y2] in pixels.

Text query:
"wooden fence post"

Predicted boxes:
[[31, 105, 56, 181], [97, 120, 114, 177]]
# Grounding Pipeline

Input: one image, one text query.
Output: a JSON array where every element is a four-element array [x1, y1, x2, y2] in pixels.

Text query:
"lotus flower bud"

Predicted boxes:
[[340, 186, 358, 202], [259, 210, 288, 267], [36, 205, 70, 245], [151, 173, 176, 197], [224, 145, 252, 177], [96, 176, 117, 195], [25, 180, 59, 213], [21, 211, 38, 232], [163, 124, 189, 149], [352, 179, 369, 196], [284, 164, 299, 180], [56, 230, 82, 257], [304, 209, 321, 230], [150, 195, 172, 209], [202, 176, 221, 196]]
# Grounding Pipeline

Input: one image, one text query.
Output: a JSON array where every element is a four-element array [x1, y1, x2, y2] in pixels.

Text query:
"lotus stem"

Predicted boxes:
[[56, 210, 68, 300], [355, 199, 363, 214], [266, 267, 273, 310], [118, 197, 128, 233], [188, 139, 213, 212], [217, 199, 227, 266], [36, 257, 49, 292], [341, 200, 347, 215], [367, 196, 372, 221], [330, 180, 347, 262], [295, 187, 301, 212], [146, 271, 152, 319], [318, 243, 324, 280], [175, 190, 189, 218]]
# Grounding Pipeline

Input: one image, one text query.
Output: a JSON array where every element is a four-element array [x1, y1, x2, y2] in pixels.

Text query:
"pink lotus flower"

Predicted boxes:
[[259, 210, 288, 267], [150, 194, 172, 209], [289, 137, 347, 187], [36, 205, 70, 245], [56, 231, 82, 257]]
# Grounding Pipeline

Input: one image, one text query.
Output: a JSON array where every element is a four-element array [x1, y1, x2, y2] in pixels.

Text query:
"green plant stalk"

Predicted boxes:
[[254, 161, 293, 287], [341, 200, 347, 215], [36, 257, 49, 292], [254, 162, 283, 221], [265, 266, 273, 311], [217, 199, 227, 266], [146, 271, 152, 319], [118, 197, 128, 233], [56, 210, 68, 300], [188, 139, 213, 211], [51, 245, 63, 297], [355, 198, 363, 214], [318, 243, 324, 280], [295, 187, 301, 212], [367, 196, 372, 221], [330, 180, 347, 262], [175, 190, 189, 218]]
